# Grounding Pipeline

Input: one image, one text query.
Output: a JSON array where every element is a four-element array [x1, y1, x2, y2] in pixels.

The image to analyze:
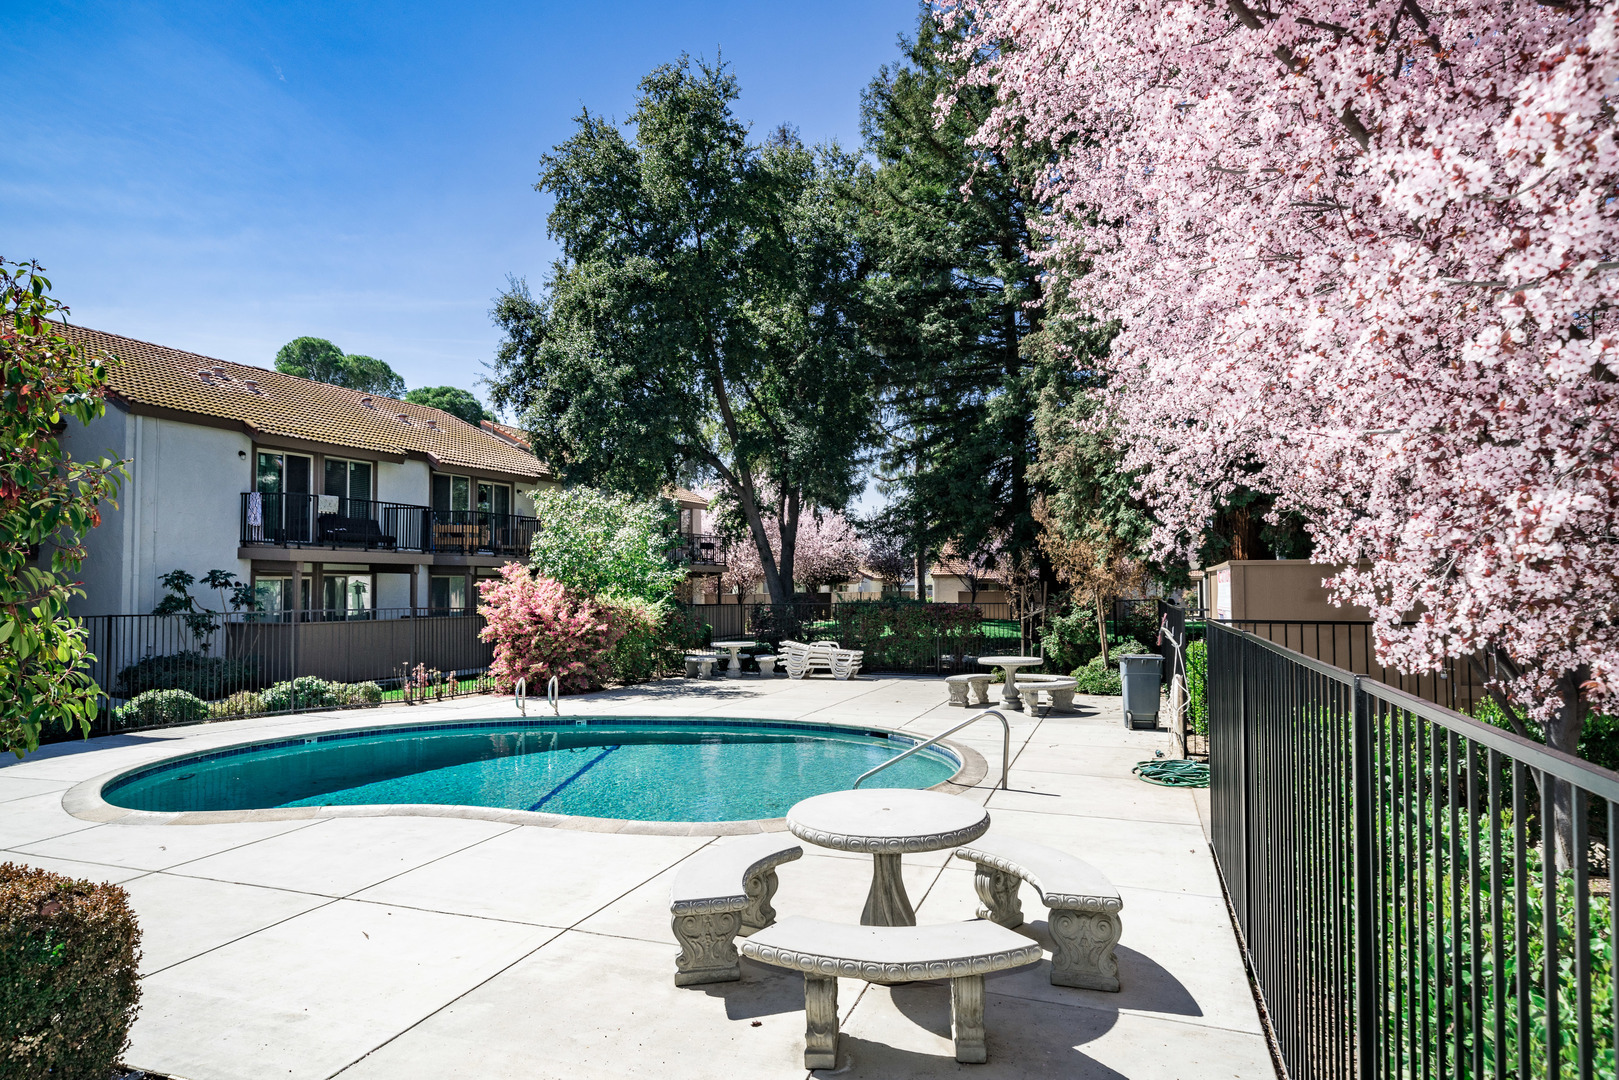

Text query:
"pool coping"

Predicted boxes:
[[60, 715, 990, 837]]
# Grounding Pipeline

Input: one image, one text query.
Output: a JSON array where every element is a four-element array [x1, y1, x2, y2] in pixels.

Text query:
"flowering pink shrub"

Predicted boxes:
[[477, 564, 623, 693]]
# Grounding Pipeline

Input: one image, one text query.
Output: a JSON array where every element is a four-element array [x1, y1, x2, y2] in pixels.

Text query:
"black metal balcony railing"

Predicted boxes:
[[240, 492, 538, 558], [672, 531, 725, 568]]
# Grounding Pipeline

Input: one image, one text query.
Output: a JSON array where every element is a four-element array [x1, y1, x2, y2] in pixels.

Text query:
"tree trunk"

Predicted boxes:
[[1094, 591, 1110, 668], [1545, 671, 1587, 873]]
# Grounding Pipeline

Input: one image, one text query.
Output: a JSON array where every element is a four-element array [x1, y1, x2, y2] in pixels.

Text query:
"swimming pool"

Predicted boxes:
[[100, 718, 962, 822]]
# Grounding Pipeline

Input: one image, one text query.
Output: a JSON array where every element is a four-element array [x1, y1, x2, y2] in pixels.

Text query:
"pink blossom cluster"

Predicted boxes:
[[723, 511, 867, 593], [477, 563, 624, 693], [952, 0, 1619, 720]]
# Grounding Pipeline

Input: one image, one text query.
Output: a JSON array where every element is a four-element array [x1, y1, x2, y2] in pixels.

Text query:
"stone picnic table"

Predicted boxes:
[[711, 640, 758, 678], [977, 655, 1043, 712], [786, 789, 990, 926]]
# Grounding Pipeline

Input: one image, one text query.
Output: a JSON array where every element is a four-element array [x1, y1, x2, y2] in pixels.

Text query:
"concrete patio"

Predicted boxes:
[[0, 675, 1272, 1079]]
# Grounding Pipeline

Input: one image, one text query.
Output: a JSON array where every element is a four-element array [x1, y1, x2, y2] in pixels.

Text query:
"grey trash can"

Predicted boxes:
[[1119, 654, 1163, 729]]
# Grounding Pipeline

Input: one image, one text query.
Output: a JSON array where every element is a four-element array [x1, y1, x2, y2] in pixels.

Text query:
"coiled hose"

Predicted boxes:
[[1133, 758, 1210, 788]]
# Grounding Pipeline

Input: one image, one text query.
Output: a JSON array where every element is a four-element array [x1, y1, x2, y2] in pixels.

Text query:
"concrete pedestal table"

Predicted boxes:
[[787, 789, 990, 926], [977, 655, 1043, 712], [711, 640, 757, 679]]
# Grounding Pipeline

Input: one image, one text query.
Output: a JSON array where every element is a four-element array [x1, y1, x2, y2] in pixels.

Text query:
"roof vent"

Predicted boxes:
[[396, 413, 412, 425], [359, 396, 374, 409], [243, 379, 260, 394], [211, 366, 228, 380], [425, 419, 439, 431], [196, 369, 214, 384]]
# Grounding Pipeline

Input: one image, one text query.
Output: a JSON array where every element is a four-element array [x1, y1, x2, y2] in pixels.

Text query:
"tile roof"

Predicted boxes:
[[668, 486, 709, 508], [53, 322, 551, 480]]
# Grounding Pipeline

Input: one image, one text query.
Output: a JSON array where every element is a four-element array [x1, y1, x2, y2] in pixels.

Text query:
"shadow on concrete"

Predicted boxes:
[[821, 932, 1203, 1077], [699, 960, 806, 1021], [838, 987, 1135, 1078]]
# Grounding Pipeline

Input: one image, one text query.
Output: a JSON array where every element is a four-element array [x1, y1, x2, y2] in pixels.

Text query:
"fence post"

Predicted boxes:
[[1351, 676, 1376, 1080]]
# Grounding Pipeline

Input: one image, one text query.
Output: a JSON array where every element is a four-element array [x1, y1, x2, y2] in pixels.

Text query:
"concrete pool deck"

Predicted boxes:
[[0, 675, 1274, 1079]]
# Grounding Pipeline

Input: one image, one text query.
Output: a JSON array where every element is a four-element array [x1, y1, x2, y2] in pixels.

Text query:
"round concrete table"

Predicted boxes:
[[787, 789, 990, 926], [978, 655, 1043, 712], [711, 640, 757, 678]]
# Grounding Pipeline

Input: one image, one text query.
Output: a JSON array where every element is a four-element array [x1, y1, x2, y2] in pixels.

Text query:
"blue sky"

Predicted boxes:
[[3, 0, 919, 408]]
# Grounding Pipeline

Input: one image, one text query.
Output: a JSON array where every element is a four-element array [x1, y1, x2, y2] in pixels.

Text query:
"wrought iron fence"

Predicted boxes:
[[1227, 619, 1487, 715], [680, 600, 1036, 674], [76, 608, 492, 735], [1209, 622, 1619, 1079], [239, 492, 538, 557]]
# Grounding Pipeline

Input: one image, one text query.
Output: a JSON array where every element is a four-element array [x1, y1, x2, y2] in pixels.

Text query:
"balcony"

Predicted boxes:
[[240, 492, 539, 558], [672, 531, 725, 569]]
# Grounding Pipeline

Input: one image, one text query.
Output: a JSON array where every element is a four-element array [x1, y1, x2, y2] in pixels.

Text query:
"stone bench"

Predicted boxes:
[[755, 654, 777, 676], [669, 834, 803, 985], [1013, 673, 1080, 712], [954, 836, 1123, 991], [945, 673, 993, 707], [684, 653, 719, 678], [740, 916, 1042, 1066]]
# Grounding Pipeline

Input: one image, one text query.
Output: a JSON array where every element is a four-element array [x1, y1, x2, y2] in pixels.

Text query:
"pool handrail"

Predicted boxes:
[[514, 677, 527, 715], [547, 675, 559, 716], [851, 708, 1010, 791]]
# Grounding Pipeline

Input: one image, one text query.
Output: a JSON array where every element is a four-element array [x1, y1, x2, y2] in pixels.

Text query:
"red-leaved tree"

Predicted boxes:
[[952, 0, 1619, 769], [477, 564, 623, 692]]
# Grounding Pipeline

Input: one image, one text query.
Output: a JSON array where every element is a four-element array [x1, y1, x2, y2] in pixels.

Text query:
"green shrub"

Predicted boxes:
[[603, 597, 691, 684], [0, 863, 142, 1079], [1042, 610, 1151, 672], [1185, 640, 1208, 737], [113, 651, 258, 701], [1070, 656, 1122, 695], [113, 689, 208, 727], [335, 681, 382, 706], [208, 690, 265, 719], [260, 677, 340, 712]]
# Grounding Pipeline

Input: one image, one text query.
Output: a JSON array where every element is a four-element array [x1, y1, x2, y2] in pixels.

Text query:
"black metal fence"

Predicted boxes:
[[79, 608, 492, 734], [1209, 622, 1618, 1079], [1228, 619, 1487, 715], [681, 600, 1035, 674], [239, 492, 538, 557]]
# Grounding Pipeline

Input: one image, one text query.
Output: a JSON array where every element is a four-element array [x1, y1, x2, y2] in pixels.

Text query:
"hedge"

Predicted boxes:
[[113, 650, 258, 701], [0, 863, 142, 1079], [114, 689, 208, 727]]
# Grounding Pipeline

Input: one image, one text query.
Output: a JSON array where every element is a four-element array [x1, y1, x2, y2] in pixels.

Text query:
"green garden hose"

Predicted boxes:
[[1133, 758, 1211, 788]]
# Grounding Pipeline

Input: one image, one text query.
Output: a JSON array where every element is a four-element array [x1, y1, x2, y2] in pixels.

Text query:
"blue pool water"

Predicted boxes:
[[102, 718, 960, 822]]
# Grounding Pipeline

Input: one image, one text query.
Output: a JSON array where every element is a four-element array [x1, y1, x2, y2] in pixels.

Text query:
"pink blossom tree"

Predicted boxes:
[[950, 1, 1619, 776], [477, 563, 623, 692], [723, 511, 867, 595]]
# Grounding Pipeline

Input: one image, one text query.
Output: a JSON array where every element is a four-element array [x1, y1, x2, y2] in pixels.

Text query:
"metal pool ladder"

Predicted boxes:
[[852, 708, 1011, 791], [513, 676, 561, 717]]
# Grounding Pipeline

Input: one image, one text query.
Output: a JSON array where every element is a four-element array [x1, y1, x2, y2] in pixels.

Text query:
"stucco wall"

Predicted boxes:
[[63, 408, 252, 615], [1204, 559, 1373, 622], [376, 459, 429, 506]]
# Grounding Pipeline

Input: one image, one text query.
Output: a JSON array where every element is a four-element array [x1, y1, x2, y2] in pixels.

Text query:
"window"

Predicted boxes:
[[254, 452, 313, 542], [254, 577, 292, 614], [429, 575, 467, 613], [324, 457, 373, 506], [476, 481, 511, 518], [322, 574, 372, 615], [432, 473, 471, 519], [255, 451, 312, 496]]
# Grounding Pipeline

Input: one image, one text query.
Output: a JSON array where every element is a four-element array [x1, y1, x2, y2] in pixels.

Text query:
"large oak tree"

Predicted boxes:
[[488, 59, 877, 606]]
